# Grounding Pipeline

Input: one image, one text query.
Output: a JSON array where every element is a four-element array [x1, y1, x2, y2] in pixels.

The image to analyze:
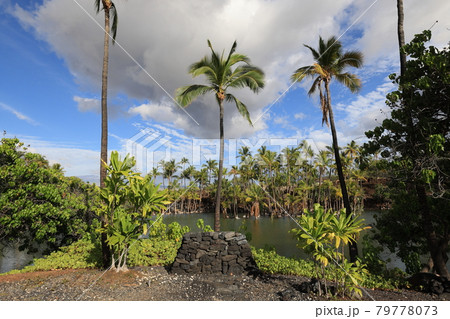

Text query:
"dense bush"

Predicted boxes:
[[128, 239, 180, 267], [0, 138, 99, 253], [252, 247, 314, 276], [253, 246, 404, 291]]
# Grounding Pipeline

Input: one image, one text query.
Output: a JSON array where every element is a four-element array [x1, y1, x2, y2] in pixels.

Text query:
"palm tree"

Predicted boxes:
[[179, 157, 189, 187], [203, 159, 218, 185], [95, 0, 118, 188], [291, 36, 363, 261], [95, 0, 118, 269], [176, 40, 265, 231], [162, 159, 179, 188]]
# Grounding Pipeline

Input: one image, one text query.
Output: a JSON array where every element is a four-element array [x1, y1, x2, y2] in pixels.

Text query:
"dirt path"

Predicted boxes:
[[0, 267, 447, 301]]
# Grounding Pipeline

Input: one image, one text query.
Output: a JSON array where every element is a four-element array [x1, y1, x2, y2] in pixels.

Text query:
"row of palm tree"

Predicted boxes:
[[149, 140, 378, 219]]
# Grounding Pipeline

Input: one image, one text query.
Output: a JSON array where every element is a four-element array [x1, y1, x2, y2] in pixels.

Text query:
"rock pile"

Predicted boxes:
[[170, 231, 258, 275]]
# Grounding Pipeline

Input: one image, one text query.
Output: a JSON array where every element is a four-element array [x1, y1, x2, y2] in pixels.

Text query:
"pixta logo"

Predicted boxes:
[[125, 128, 172, 173], [126, 128, 310, 174]]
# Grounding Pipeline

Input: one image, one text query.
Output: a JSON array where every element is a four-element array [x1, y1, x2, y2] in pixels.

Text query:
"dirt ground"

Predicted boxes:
[[0, 267, 448, 301]]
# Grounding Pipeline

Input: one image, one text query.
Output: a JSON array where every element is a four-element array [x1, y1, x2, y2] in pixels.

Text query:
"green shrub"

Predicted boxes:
[[252, 246, 404, 292], [127, 238, 180, 267], [252, 247, 314, 276]]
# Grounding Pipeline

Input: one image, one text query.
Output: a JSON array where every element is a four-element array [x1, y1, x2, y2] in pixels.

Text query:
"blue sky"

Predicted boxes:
[[1, 0, 449, 180]]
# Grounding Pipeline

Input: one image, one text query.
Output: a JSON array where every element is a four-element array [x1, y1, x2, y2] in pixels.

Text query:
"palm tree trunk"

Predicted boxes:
[[325, 81, 358, 262], [214, 100, 225, 231], [100, 6, 111, 269], [397, 0, 406, 77]]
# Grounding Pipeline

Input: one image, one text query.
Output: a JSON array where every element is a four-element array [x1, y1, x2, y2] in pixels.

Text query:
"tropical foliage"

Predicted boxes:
[[291, 204, 369, 297], [365, 30, 450, 278], [176, 40, 265, 231], [145, 140, 374, 219], [291, 35, 364, 261], [98, 151, 169, 271], [0, 137, 98, 253]]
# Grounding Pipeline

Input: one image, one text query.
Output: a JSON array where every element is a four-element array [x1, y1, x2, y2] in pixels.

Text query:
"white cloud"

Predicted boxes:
[[10, 0, 358, 139], [9, 0, 449, 162], [337, 80, 395, 140], [11, 136, 100, 177], [294, 112, 307, 120], [0, 101, 39, 126], [74, 96, 100, 113]]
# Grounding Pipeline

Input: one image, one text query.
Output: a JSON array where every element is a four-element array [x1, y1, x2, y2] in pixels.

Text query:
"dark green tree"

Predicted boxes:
[[0, 138, 97, 253], [365, 30, 450, 278]]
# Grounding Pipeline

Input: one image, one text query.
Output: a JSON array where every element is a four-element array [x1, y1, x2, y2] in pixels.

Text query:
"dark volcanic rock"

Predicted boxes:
[[170, 232, 258, 276]]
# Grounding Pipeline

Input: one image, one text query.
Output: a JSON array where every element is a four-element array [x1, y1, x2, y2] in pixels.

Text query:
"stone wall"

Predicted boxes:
[[170, 231, 258, 275]]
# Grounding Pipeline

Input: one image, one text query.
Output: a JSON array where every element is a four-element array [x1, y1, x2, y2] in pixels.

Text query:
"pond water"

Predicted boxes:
[[0, 210, 429, 273]]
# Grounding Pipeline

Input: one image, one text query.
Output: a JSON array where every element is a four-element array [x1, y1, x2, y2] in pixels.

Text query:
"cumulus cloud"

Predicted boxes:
[[337, 80, 395, 139], [74, 96, 100, 113], [9, 0, 449, 160], [10, 0, 358, 139]]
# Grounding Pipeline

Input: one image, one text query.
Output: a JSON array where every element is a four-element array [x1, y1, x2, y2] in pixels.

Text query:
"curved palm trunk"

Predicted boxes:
[[325, 81, 358, 262], [214, 100, 225, 231]]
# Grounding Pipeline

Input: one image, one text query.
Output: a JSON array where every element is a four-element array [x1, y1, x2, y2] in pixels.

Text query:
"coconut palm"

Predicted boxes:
[[203, 159, 218, 185], [95, 0, 118, 187], [179, 157, 189, 187], [95, 0, 118, 269], [291, 36, 363, 261], [176, 40, 265, 231], [162, 159, 179, 188]]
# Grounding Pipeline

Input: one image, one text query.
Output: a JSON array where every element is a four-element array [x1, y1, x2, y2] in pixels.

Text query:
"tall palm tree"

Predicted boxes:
[[291, 36, 363, 261], [95, 0, 118, 269], [176, 40, 265, 231], [95, 0, 118, 188]]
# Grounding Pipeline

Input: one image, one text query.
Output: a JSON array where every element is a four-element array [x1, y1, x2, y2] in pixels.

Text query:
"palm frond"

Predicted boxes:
[[313, 63, 328, 78], [226, 53, 250, 67], [291, 65, 316, 83], [318, 36, 341, 67], [189, 58, 215, 77], [175, 84, 214, 107], [225, 94, 252, 126], [339, 51, 364, 69], [110, 2, 118, 43], [319, 83, 329, 127], [94, 0, 101, 13], [304, 44, 320, 60], [307, 76, 321, 95], [207, 40, 221, 73], [227, 65, 265, 92], [225, 40, 238, 65], [335, 73, 362, 93]]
